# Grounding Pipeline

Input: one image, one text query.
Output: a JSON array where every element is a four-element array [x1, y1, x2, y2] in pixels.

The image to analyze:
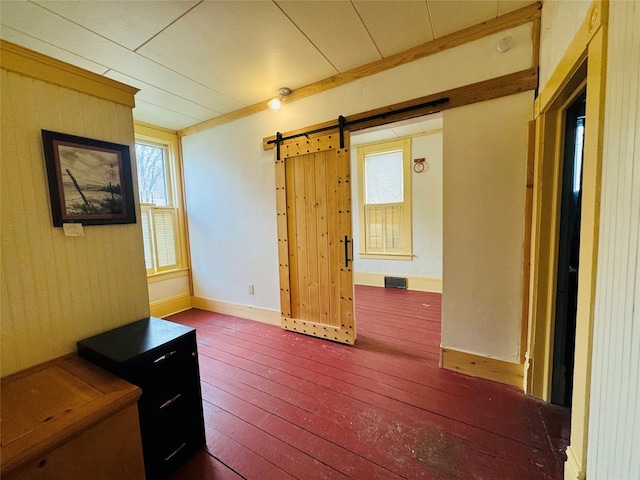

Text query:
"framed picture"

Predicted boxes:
[[42, 130, 136, 226]]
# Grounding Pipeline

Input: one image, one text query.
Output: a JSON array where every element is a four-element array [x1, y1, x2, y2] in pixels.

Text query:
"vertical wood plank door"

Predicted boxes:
[[275, 133, 356, 345]]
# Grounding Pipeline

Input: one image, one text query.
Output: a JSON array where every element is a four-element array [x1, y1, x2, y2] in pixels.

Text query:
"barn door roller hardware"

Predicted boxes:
[[270, 97, 449, 160]]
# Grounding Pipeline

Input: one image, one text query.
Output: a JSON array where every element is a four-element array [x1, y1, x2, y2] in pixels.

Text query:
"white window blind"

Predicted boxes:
[[365, 203, 403, 253], [140, 205, 179, 273], [140, 208, 154, 271], [153, 208, 177, 269], [365, 150, 403, 204], [357, 138, 412, 257]]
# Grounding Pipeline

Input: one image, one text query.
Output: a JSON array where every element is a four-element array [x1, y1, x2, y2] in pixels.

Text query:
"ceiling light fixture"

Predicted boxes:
[[268, 87, 292, 113]]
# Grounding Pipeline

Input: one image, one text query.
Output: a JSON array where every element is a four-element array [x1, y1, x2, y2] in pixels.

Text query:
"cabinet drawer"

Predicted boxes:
[[127, 335, 196, 378], [145, 426, 204, 480], [133, 351, 200, 402], [139, 388, 201, 428]]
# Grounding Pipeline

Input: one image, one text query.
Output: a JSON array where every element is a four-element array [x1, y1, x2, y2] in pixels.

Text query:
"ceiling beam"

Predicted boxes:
[[262, 67, 538, 150], [178, 2, 542, 137]]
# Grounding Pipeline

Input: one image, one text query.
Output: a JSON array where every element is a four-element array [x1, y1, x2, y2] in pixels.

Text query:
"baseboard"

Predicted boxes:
[[150, 293, 192, 318], [354, 272, 442, 293], [441, 347, 524, 389], [191, 296, 281, 326], [564, 446, 585, 480]]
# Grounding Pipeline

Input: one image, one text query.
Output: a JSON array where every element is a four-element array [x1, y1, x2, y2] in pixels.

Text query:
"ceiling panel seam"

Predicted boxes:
[[24, 0, 236, 105], [425, 0, 436, 41], [272, 0, 339, 73], [350, 1, 383, 59], [103, 67, 224, 116], [133, 0, 204, 52]]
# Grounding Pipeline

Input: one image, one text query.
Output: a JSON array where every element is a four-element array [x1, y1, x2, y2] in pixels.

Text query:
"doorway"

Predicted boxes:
[[525, 8, 607, 474], [349, 114, 444, 352], [551, 91, 586, 406]]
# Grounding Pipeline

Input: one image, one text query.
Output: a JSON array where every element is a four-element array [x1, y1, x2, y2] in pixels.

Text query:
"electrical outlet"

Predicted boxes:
[[248, 283, 254, 295]]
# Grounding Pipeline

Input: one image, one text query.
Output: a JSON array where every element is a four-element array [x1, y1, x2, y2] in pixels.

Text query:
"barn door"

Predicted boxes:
[[275, 133, 356, 344]]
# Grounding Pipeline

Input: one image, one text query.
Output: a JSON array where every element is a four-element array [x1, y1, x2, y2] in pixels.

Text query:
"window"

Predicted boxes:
[[135, 140, 181, 274], [357, 138, 412, 258]]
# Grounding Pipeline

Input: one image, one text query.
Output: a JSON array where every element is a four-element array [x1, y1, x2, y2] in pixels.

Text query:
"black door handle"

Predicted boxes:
[[344, 235, 352, 268]]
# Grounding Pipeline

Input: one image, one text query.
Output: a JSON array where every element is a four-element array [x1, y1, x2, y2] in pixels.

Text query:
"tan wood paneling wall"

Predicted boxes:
[[1, 60, 149, 376], [588, 1, 640, 477]]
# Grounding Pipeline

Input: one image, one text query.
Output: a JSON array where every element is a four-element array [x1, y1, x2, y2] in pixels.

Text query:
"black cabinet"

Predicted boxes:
[[77, 317, 206, 479]]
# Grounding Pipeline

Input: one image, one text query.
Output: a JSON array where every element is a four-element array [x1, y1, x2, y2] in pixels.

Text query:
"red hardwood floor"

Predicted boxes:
[[168, 285, 570, 479]]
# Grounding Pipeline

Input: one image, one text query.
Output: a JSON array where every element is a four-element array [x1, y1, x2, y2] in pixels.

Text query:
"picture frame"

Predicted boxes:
[[41, 130, 136, 227]]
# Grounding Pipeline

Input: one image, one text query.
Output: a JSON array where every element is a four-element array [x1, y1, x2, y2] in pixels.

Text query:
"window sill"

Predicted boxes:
[[147, 268, 190, 283], [358, 253, 414, 261]]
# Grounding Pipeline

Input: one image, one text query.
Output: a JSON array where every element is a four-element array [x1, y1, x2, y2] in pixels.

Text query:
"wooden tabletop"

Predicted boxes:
[[1, 355, 141, 477]]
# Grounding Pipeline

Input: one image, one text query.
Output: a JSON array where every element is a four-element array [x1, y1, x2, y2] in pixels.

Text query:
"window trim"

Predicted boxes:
[[135, 127, 189, 278], [357, 138, 413, 258]]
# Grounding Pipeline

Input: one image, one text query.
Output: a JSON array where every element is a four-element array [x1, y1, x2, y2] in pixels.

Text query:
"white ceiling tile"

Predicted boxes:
[[0, 25, 109, 75], [392, 123, 427, 137], [351, 112, 442, 145], [418, 114, 444, 131], [136, 1, 338, 105], [498, 1, 537, 16], [105, 70, 221, 122], [0, 1, 244, 113], [275, 1, 381, 72], [353, 1, 434, 57], [428, 0, 499, 38], [133, 98, 203, 132], [351, 129, 398, 146], [31, 0, 199, 50]]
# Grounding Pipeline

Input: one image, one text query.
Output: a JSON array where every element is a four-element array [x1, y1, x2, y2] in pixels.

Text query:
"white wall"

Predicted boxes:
[[182, 114, 281, 311], [442, 92, 533, 363], [588, 1, 640, 478], [350, 131, 443, 282], [181, 23, 534, 333], [539, 0, 591, 91]]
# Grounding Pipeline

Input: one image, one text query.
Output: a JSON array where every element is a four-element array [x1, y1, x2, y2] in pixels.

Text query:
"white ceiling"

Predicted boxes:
[[0, 0, 536, 132], [351, 112, 443, 145]]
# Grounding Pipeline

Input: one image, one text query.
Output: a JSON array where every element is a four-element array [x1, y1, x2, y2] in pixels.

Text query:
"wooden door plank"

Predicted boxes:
[[336, 145, 355, 341], [304, 152, 320, 324], [285, 157, 299, 320], [275, 158, 291, 318], [326, 149, 341, 330], [293, 155, 310, 321], [315, 152, 331, 326]]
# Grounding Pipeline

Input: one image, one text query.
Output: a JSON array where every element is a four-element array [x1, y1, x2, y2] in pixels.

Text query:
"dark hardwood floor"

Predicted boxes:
[[168, 285, 570, 479]]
